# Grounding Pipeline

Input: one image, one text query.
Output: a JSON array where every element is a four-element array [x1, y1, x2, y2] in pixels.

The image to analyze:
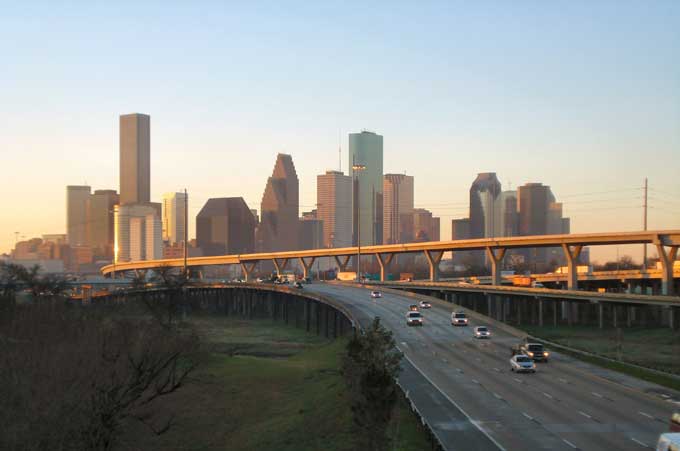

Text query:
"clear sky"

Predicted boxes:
[[1, 1, 679, 262]]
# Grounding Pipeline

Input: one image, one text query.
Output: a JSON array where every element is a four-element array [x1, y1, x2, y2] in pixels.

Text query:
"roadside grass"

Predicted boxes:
[[117, 316, 432, 451], [521, 324, 680, 391]]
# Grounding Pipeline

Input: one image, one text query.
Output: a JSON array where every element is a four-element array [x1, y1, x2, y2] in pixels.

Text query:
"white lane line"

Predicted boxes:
[[558, 378, 569, 384], [492, 392, 503, 400], [513, 378, 522, 383], [398, 352, 507, 451], [578, 411, 592, 419], [542, 392, 553, 399], [492, 367, 501, 373], [638, 411, 654, 420], [591, 392, 603, 398], [630, 437, 649, 448], [401, 341, 408, 347], [562, 438, 578, 449], [522, 412, 533, 421], [471, 379, 480, 384]]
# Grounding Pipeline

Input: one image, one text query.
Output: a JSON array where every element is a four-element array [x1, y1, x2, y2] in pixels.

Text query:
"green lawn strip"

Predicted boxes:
[[521, 325, 680, 391]]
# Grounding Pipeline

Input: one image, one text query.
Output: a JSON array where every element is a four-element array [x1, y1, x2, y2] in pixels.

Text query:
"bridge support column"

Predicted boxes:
[[240, 262, 258, 282], [598, 303, 604, 329], [487, 294, 492, 317], [423, 250, 444, 282], [538, 299, 544, 327], [374, 253, 395, 282], [297, 257, 316, 280], [670, 307, 679, 330], [485, 247, 507, 286], [334, 255, 352, 272], [656, 244, 678, 296], [272, 258, 289, 278], [561, 244, 583, 291]]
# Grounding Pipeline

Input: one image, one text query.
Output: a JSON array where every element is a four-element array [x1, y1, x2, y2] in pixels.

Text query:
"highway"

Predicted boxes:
[[306, 283, 679, 451]]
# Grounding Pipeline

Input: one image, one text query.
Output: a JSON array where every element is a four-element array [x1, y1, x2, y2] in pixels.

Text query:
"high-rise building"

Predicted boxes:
[[114, 203, 162, 263], [258, 154, 300, 252], [469, 173, 502, 239], [412, 208, 440, 242], [162, 192, 187, 245], [349, 131, 383, 246], [383, 174, 414, 244], [299, 210, 324, 250], [67, 185, 91, 246], [451, 218, 471, 240], [196, 197, 256, 256], [119, 113, 150, 205], [499, 190, 519, 237], [317, 170, 352, 248], [87, 189, 119, 259]]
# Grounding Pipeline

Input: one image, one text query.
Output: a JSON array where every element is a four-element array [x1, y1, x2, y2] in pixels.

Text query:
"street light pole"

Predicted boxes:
[[352, 162, 366, 283]]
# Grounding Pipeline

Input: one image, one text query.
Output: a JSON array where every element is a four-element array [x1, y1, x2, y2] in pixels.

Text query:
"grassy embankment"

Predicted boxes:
[[521, 325, 680, 391], [119, 315, 431, 451]]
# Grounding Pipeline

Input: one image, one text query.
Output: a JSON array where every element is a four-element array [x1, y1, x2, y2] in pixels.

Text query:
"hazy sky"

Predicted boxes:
[[1, 1, 679, 262]]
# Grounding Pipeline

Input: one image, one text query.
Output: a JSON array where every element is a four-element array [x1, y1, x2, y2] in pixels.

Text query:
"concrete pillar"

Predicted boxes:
[[656, 244, 678, 296], [538, 299, 544, 327], [297, 257, 316, 280], [240, 262, 257, 282], [485, 247, 507, 286], [423, 250, 444, 281], [272, 258, 289, 278], [598, 303, 604, 329], [627, 306, 633, 327], [375, 253, 395, 282], [517, 298, 521, 326], [487, 294, 492, 317], [333, 255, 351, 273], [561, 243, 583, 291], [670, 307, 679, 331], [553, 301, 558, 326]]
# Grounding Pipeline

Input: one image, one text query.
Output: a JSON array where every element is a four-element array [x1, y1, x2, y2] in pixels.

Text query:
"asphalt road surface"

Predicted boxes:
[[307, 283, 678, 451]]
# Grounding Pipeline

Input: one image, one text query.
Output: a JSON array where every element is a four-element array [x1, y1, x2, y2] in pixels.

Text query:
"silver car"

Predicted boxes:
[[406, 311, 424, 326], [473, 326, 491, 339], [510, 355, 536, 373], [370, 291, 382, 299]]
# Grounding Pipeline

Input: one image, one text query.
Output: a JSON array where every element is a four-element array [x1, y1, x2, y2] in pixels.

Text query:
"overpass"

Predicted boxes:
[[102, 230, 680, 295]]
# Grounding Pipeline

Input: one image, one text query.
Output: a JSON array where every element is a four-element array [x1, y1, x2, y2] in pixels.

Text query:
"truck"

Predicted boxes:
[[512, 276, 534, 287], [511, 338, 550, 362]]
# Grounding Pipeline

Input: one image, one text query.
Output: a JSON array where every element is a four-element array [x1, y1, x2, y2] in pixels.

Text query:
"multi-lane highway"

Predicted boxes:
[[307, 283, 679, 451]]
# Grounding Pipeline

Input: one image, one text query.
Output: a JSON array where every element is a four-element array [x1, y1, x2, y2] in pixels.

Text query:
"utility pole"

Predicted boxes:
[[642, 178, 648, 270], [184, 188, 188, 279]]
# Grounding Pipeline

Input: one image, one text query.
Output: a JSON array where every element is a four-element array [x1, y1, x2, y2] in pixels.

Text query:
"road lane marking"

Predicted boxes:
[[562, 438, 578, 449], [558, 378, 569, 384], [493, 367, 501, 373], [513, 378, 522, 384], [638, 411, 653, 419], [591, 392, 603, 399], [630, 437, 649, 448], [471, 379, 480, 384], [522, 412, 533, 421], [578, 411, 591, 419], [542, 392, 553, 399]]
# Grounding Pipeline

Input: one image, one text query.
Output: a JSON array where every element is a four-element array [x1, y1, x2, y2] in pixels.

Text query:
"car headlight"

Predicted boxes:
[[544, 352, 549, 356], [528, 352, 534, 357]]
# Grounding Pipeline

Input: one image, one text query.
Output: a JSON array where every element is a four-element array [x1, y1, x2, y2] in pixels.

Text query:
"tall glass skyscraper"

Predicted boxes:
[[349, 131, 383, 246]]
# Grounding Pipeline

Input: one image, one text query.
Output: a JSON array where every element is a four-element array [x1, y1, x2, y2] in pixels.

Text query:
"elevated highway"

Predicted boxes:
[[102, 230, 680, 295]]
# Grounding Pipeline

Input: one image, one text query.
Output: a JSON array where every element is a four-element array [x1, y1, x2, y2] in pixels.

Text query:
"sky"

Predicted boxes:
[[1, 0, 679, 263]]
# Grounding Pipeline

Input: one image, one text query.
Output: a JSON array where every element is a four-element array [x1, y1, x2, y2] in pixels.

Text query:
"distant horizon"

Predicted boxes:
[[2, 1, 678, 262]]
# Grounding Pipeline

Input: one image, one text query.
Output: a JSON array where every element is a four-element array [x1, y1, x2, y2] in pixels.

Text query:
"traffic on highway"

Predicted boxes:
[[307, 283, 679, 451]]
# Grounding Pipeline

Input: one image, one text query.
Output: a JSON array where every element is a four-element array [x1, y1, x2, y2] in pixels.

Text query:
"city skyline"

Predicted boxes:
[[2, 2, 679, 262]]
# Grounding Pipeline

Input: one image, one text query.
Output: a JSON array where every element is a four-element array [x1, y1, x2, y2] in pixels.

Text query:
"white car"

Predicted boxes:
[[473, 326, 491, 339], [418, 300, 432, 309], [656, 433, 680, 451], [370, 291, 382, 299], [510, 355, 536, 373], [451, 311, 468, 326], [406, 311, 424, 326]]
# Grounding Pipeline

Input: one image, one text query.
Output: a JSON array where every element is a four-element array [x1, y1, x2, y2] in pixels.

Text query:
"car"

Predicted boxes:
[[656, 433, 680, 451], [409, 304, 419, 311], [532, 282, 545, 288], [370, 291, 382, 299], [511, 340, 550, 362], [406, 311, 424, 326], [256, 277, 264, 283], [510, 355, 536, 373], [473, 326, 491, 339], [451, 311, 468, 326], [294, 281, 303, 289], [418, 300, 432, 309], [671, 412, 680, 432]]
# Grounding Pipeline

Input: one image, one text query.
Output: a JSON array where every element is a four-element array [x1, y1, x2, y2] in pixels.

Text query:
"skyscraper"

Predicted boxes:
[[412, 208, 440, 242], [451, 218, 471, 240], [114, 203, 162, 263], [258, 154, 300, 252], [119, 113, 150, 205], [383, 174, 414, 244], [196, 197, 256, 256], [499, 190, 519, 237], [317, 170, 352, 248], [299, 211, 324, 250], [66, 185, 91, 246], [162, 192, 187, 245], [87, 189, 119, 258], [349, 131, 383, 246], [469, 173, 502, 239]]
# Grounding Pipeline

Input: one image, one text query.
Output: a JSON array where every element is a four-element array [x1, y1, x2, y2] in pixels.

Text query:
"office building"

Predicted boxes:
[[451, 218, 471, 240], [383, 174, 414, 244], [317, 170, 352, 248], [87, 189, 119, 258], [196, 197, 256, 256], [258, 154, 300, 252], [162, 192, 187, 245], [299, 210, 324, 250], [349, 131, 383, 246], [413, 208, 440, 242], [119, 113, 150, 205], [469, 173, 502, 239], [67, 185, 91, 246], [114, 203, 162, 263]]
